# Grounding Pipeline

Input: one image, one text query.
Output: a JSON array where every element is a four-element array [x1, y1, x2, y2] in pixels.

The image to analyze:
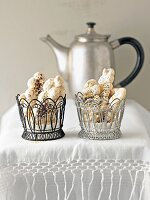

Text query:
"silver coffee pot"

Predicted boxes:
[[41, 22, 144, 96]]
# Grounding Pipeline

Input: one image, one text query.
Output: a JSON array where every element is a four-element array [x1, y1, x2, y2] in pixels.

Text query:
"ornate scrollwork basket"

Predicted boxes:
[[16, 94, 66, 141], [75, 92, 125, 140]]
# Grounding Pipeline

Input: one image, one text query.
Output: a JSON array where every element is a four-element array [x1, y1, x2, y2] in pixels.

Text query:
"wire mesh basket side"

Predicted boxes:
[[16, 94, 66, 141], [75, 93, 125, 140]]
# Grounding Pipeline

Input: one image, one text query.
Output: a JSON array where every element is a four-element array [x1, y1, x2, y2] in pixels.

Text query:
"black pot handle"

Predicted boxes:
[[112, 37, 144, 87]]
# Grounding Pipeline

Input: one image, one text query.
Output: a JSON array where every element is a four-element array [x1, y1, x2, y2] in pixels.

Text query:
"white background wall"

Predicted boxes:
[[0, 0, 150, 118]]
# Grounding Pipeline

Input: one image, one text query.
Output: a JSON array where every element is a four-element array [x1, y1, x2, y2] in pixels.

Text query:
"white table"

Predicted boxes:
[[0, 99, 150, 199]]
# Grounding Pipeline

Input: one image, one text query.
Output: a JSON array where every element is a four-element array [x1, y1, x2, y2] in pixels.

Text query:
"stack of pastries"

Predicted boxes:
[[19, 72, 65, 103], [81, 68, 126, 122], [19, 72, 66, 125]]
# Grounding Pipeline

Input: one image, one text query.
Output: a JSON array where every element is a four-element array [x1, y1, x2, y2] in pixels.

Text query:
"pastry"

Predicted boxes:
[[83, 79, 101, 99], [91, 84, 101, 96], [43, 78, 54, 91], [54, 75, 64, 87], [98, 68, 115, 85], [38, 91, 48, 102], [83, 79, 97, 89], [26, 72, 46, 102], [100, 82, 112, 109], [25, 88, 37, 102], [48, 87, 63, 101], [19, 93, 26, 104], [109, 88, 126, 104], [78, 68, 126, 124], [43, 75, 65, 101], [33, 72, 45, 83], [109, 88, 126, 112], [27, 77, 36, 88]]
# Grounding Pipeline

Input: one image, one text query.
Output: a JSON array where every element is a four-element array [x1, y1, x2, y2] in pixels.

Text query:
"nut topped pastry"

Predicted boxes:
[[21, 72, 46, 103]]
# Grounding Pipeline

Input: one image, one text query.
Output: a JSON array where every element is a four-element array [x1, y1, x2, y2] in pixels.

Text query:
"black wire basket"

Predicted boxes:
[[16, 94, 66, 141]]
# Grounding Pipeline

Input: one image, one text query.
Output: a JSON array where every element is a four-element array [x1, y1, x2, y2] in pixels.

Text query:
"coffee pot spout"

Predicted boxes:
[[40, 35, 69, 81]]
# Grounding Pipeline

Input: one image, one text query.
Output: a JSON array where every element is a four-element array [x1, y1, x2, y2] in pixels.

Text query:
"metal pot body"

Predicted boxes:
[[68, 40, 115, 96]]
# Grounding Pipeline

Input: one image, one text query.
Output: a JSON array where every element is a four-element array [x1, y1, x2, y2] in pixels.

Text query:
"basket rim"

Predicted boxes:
[[16, 93, 66, 105], [75, 92, 125, 112]]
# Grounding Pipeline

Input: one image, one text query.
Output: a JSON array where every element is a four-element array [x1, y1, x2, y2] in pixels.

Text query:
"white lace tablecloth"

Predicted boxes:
[[0, 99, 150, 199]]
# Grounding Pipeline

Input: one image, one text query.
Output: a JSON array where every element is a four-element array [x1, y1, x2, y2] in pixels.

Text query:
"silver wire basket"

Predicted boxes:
[[16, 94, 66, 141], [75, 93, 125, 140]]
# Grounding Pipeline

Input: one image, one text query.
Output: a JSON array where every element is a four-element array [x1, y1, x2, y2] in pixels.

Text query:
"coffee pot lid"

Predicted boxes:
[[75, 22, 110, 42]]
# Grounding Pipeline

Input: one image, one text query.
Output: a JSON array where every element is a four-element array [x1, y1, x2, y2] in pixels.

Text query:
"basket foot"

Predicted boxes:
[[22, 129, 65, 141], [78, 129, 122, 140]]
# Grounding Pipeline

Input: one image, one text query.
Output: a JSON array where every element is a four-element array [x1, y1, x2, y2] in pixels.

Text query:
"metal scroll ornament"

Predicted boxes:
[[75, 93, 125, 140], [16, 94, 66, 141]]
